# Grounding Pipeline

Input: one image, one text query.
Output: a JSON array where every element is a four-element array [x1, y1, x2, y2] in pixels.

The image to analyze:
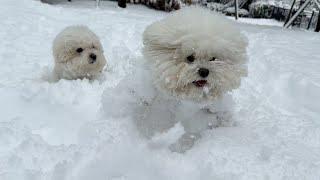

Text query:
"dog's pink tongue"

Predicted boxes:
[[193, 80, 207, 87]]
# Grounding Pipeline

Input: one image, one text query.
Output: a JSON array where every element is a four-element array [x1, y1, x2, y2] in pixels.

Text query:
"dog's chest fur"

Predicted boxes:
[[134, 87, 233, 138]]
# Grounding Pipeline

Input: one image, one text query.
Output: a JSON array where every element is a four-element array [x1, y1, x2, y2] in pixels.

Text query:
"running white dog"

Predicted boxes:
[[103, 7, 248, 152], [52, 25, 106, 80]]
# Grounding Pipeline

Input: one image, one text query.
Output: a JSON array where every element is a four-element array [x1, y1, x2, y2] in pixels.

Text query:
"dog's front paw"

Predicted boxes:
[[169, 133, 201, 153], [205, 108, 235, 128]]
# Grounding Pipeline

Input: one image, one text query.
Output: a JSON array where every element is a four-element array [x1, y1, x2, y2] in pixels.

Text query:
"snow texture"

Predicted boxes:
[[0, 0, 320, 180]]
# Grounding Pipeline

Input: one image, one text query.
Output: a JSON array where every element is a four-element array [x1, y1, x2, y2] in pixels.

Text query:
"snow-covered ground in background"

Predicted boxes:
[[1, 0, 320, 179], [228, 17, 283, 26]]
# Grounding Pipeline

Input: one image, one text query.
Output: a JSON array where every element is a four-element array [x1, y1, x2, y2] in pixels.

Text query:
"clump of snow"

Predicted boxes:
[[1, 0, 320, 180]]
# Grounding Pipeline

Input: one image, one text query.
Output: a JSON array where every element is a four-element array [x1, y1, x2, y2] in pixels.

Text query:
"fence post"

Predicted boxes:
[[284, 0, 296, 26], [307, 11, 315, 29], [235, 0, 239, 20], [96, 0, 100, 7], [118, 0, 127, 8], [316, 11, 320, 32]]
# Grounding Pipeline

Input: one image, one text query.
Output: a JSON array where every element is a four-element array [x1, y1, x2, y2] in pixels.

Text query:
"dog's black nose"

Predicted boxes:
[[90, 53, 97, 60], [89, 53, 97, 64], [198, 68, 209, 78]]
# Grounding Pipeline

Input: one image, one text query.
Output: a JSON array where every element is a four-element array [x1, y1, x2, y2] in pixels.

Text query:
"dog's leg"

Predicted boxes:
[[169, 132, 201, 153], [205, 94, 236, 128], [136, 95, 178, 138], [206, 109, 235, 128]]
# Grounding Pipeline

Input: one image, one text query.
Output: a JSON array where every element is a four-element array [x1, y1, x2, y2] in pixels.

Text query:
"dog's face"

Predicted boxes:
[[62, 38, 106, 79], [143, 8, 248, 102], [53, 26, 107, 79]]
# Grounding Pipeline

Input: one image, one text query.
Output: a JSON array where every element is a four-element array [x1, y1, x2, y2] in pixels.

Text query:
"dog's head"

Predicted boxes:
[[143, 7, 248, 102], [53, 25, 106, 79]]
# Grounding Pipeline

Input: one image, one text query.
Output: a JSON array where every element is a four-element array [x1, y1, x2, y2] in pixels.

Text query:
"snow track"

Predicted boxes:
[[0, 0, 320, 179]]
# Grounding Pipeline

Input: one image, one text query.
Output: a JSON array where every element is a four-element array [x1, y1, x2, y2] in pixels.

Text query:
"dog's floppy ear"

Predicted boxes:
[[143, 21, 183, 63], [143, 20, 182, 51]]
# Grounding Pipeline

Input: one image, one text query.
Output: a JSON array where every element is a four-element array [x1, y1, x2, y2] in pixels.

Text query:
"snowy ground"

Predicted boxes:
[[1, 0, 320, 180], [229, 17, 283, 26]]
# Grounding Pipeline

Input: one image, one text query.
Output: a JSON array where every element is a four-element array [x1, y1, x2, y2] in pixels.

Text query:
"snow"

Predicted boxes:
[[1, 0, 320, 180], [228, 16, 284, 26]]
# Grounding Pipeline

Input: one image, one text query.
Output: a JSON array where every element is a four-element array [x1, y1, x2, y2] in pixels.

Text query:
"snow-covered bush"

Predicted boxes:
[[249, 1, 274, 18], [206, 2, 225, 11], [143, 0, 181, 11], [223, 7, 249, 17]]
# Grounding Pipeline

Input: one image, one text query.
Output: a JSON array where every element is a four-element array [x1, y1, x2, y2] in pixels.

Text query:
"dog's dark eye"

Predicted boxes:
[[186, 54, 195, 63], [76, 48, 83, 53], [210, 57, 216, 61]]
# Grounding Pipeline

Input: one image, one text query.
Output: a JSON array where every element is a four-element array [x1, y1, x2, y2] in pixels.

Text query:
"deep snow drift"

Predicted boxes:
[[0, 0, 320, 180]]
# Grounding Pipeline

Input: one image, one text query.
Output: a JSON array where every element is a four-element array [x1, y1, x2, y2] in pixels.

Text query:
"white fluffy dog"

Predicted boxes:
[[143, 8, 248, 101], [103, 7, 248, 153], [52, 25, 106, 80]]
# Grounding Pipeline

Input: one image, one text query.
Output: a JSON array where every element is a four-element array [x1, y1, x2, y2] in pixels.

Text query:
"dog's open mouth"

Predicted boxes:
[[192, 80, 207, 87]]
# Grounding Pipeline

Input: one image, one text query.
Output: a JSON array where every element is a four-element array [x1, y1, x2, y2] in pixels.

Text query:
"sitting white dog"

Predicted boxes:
[[52, 25, 106, 80], [103, 7, 248, 152]]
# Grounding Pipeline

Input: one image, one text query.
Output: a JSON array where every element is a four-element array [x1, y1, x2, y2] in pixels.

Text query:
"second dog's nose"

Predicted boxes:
[[90, 53, 97, 60], [198, 68, 209, 78], [89, 53, 97, 64]]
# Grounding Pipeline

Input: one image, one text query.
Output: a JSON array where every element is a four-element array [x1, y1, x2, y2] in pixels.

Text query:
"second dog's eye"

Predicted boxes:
[[76, 48, 83, 53], [186, 54, 195, 63], [210, 57, 216, 61]]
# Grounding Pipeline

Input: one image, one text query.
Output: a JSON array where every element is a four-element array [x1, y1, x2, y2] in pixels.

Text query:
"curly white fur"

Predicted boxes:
[[53, 25, 106, 80], [143, 7, 248, 102]]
